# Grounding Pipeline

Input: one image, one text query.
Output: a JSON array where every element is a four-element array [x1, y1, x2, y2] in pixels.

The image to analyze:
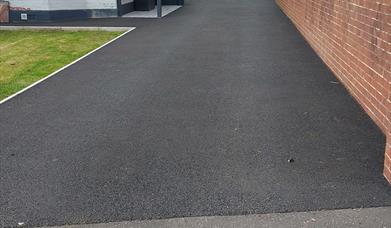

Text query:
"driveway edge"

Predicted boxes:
[[43, 207, 391, 228], [0, 27, 135, 105]]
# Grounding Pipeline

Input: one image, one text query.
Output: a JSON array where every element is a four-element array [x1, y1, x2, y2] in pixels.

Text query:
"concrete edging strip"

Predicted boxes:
[[0, 26, 133, 32], [43, 207, 391, 228], [0, 27, 136, 105]]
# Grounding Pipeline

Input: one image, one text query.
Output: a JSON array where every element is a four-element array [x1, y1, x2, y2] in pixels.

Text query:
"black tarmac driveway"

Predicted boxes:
[[1, 0, 391, 227]]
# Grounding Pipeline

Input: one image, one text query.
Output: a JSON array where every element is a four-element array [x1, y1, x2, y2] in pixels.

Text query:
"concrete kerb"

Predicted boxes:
[[0, 26, 133, 32], [0, 26, 135, 105], [42, 207, 391, 228]]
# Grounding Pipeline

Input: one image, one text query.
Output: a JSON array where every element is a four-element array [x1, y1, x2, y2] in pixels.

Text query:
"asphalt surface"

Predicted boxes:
[[1, 0, 391, 227]]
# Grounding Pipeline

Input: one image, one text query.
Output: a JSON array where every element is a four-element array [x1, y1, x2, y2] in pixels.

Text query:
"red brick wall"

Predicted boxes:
[[386, 140, 391, 182], [0, 2, 10, 23], [275, 0, 391, 184]]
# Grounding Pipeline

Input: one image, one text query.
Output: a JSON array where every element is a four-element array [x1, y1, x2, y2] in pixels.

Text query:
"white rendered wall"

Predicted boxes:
[[8, 0, 49, 10], [8, 0, 118, 11], [48, 0, 117, 10]]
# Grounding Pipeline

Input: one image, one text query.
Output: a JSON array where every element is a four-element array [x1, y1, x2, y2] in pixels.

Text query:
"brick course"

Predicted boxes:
[[275, 0, 391, 184]]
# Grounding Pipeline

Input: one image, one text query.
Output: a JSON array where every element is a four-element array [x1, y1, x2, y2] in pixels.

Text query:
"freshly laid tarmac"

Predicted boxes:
[[1, 0, 391, 227]]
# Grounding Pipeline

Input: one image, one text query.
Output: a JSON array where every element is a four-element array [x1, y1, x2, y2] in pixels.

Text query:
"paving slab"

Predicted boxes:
[[1, 0, 391, 227], [122, 6, 182, 18]]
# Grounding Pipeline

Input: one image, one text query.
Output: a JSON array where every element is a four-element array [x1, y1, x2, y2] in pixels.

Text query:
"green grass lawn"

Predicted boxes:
[[0, 30, 122, 101]]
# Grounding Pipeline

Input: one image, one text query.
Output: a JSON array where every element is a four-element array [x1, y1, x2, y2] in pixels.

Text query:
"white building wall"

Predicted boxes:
[[8, 0, 117, 11], [86, 0, 118, 9], [8, 0, 49, 10], [48, 0, 117, 10]]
